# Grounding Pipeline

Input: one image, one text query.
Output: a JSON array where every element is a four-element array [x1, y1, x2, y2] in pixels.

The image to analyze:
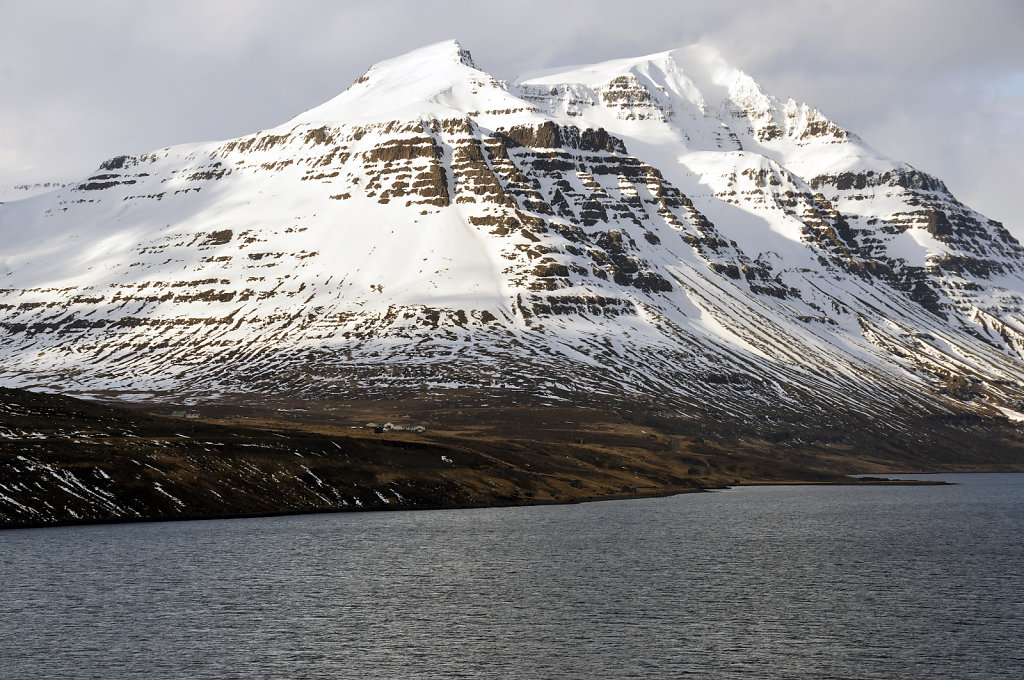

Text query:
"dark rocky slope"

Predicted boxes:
[[4, 388, 1021, 530]]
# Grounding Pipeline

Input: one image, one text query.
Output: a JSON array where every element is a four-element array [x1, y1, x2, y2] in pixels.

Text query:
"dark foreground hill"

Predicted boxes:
[[3, 387, 1021, 529]]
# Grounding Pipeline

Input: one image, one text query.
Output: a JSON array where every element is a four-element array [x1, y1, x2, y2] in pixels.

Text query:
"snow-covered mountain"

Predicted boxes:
[[2, 40, 1023, 442]]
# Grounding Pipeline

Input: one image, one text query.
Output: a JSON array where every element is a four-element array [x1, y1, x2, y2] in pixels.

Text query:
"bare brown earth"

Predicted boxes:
[[2, 387, 1023, 530]]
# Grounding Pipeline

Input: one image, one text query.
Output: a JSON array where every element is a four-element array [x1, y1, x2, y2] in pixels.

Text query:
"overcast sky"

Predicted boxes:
[[2, 0, 1022, 234]]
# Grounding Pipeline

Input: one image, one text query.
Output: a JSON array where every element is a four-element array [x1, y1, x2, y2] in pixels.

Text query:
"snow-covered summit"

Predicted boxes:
[[521, 43, 751, 109], [286, 39, 511, 125], [521, 43, 890, 177]]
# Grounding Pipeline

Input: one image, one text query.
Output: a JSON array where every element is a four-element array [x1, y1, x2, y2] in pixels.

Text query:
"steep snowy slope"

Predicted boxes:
[[1, 40, 1023, 447]]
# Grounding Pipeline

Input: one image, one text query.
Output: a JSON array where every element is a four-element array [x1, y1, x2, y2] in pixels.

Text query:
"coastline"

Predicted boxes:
[[0, 469, 962, 532]]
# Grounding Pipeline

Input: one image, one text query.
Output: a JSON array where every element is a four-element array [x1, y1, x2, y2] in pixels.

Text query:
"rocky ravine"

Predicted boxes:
[[0, 40, 1023, 461]]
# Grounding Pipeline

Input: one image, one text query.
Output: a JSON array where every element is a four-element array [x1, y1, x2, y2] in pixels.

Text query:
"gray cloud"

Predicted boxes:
[[1, 0, 1021, 234]]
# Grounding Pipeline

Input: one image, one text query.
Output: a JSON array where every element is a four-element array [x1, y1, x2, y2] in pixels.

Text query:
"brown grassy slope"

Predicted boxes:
[[3, 387, 1023, 529]]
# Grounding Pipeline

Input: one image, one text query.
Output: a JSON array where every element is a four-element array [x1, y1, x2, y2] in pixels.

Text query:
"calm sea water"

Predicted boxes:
[[1, 474, 1022, 679]]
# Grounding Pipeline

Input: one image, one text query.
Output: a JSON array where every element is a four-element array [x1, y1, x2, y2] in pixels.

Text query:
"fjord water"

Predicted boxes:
[[2, 475, 1021, 679]]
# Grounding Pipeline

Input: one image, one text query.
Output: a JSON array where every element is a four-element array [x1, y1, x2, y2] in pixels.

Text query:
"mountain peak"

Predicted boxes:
[[285, 39, 495, 126], [519, 42, 755, 100], [384, 39, 477, 70], [449, 39, 477, 69]]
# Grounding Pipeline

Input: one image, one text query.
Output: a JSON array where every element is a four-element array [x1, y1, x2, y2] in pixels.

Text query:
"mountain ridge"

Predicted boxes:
[[1, 40, 1023, 459]]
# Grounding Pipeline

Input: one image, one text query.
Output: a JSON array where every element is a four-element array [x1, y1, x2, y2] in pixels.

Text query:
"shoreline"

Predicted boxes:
[[0, 475, 958, 532]]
